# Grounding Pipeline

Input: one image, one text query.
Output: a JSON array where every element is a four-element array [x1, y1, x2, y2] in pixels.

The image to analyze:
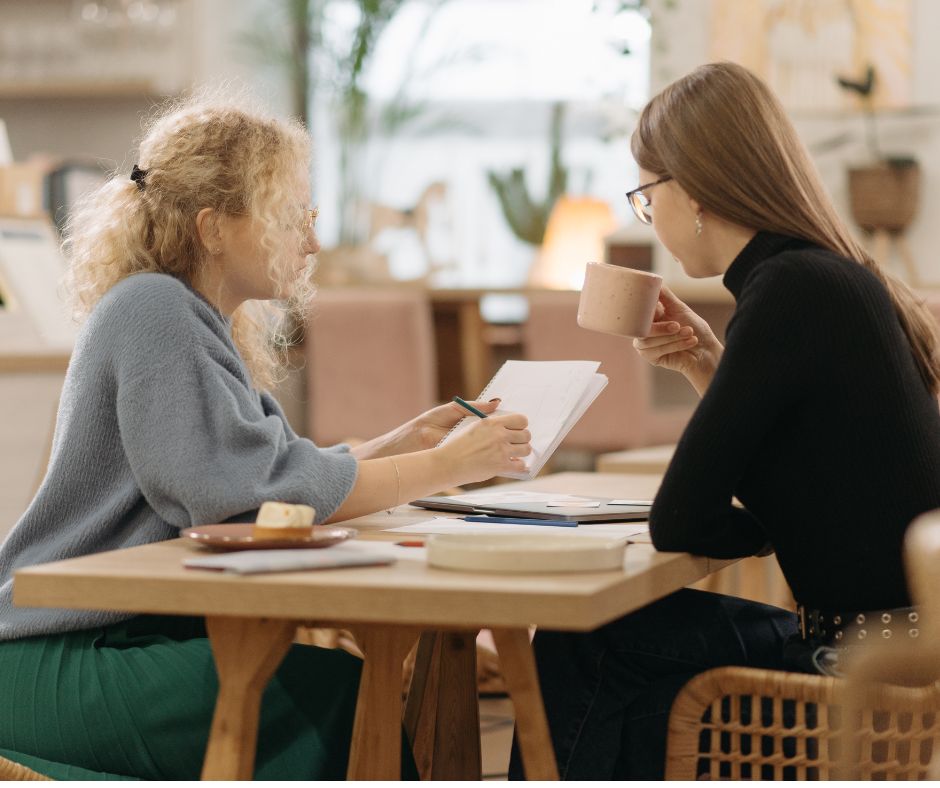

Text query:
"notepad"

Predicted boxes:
[[439, 360, 608, 480], [183, 549, 393, 574]]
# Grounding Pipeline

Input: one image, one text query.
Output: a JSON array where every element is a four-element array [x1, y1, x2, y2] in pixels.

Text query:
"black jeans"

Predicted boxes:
[[508, 588, 800, 780]]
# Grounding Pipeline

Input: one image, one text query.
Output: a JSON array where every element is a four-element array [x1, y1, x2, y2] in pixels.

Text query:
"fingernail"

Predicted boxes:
[[489, 398, 501, 404]]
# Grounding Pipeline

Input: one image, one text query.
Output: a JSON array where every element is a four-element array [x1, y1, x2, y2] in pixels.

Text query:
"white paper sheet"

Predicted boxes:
[[446, 491, 592, 506], [439, 360, 608, 480], [183, 546, 393, 574]]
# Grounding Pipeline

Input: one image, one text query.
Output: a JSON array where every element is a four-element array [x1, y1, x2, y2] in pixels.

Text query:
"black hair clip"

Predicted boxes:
[[130, 164, 148, 191]]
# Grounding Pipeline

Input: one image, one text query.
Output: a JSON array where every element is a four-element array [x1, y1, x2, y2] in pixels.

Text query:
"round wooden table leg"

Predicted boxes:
[[491, 627, 560, 780], [200, 616, 297, 780]]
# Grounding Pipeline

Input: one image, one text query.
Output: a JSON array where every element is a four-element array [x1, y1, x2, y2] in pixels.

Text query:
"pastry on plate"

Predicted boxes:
[[251, 501, 316, 541]]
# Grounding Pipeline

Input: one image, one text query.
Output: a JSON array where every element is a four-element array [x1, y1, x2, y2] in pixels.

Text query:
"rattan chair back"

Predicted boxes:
[[665, 508, 940, 780], [0, 754, 52, 781], [905, 510, 940, 641], [665, 662, 940, 780]]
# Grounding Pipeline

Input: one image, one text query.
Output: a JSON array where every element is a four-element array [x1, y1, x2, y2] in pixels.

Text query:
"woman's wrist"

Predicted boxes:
[[350, 422, 411, 460], [430, 443, 462, 488], [687, 342, 723, 396]]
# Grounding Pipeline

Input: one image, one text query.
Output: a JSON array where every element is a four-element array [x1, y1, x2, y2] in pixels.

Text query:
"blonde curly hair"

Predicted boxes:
[[63, 92, 316, 391]]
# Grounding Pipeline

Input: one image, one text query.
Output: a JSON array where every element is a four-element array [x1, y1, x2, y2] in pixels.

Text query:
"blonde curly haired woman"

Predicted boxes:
[[510, 62, 940, 780], [0, 95, 530, 780]]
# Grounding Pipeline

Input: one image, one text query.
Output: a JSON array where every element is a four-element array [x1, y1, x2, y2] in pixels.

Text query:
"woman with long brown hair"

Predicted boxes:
[[510, 61, 940, 780]]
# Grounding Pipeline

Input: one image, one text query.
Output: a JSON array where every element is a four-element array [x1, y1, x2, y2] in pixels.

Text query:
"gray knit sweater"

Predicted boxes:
[[0, 273, 358, 640]]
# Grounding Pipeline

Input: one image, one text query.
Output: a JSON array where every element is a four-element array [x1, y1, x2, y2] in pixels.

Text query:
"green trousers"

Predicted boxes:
[[0, 615, 412, 780]]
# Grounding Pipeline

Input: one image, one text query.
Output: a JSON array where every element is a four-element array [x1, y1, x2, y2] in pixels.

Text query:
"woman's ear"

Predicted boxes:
[[195, 207, 222, 255], [689, 195, 703, 218]]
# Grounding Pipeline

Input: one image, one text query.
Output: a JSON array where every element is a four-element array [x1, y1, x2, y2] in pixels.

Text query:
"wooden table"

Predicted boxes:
[[0, 351, 70, 540], [14, 472, 735, 780], [596, 444, 676, 474], [428, 287, 526, 399]]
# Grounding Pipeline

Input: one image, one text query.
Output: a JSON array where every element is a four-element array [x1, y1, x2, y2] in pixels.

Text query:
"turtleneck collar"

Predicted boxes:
[[722, 231, 819, 299]]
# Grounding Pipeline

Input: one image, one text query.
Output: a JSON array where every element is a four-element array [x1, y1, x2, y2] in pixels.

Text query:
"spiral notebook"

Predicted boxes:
[[437, 360, 608, 480]]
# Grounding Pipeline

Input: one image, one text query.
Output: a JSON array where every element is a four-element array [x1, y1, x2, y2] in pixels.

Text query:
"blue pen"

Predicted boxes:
[[453, 396, 488, 419], [464, 516, 577, 528]]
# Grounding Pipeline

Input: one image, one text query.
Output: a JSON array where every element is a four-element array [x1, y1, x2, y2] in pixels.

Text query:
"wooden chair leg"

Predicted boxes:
[[896, 235, 921, 286], [346, 625, 423, 780], [491, 627, 559, 780], [872, 229, 891, 267], [201, 616, 297, 780], [404, 630, 481, 780]]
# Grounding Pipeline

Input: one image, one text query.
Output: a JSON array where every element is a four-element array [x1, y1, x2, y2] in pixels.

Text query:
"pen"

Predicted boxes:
[[463, 516, 577, 528], [453, 396, 488, 419]]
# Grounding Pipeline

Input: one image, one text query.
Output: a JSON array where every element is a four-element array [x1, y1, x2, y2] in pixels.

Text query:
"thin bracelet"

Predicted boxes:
[[386, 457, 401, 515]]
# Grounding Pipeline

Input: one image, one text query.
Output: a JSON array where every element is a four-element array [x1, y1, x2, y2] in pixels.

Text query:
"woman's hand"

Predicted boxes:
[[439, 411, 532, 483], [632, 285, 724, 396], [350, 399, 501, 460], [408, 399, 502, 451]]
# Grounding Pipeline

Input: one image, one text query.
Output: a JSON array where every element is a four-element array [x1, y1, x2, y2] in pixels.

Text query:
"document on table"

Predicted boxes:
[[444, 491, 596, 506], [438, 360, 608, 480], [182, 540, 428, 573], [386, 517, 649, 538]]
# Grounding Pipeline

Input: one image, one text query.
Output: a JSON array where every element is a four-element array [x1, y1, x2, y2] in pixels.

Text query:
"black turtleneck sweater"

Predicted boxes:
[[649, 232, 940, 611]]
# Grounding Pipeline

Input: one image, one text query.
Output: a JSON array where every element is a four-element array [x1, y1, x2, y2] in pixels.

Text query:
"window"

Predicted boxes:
[[312, 0, 650, 286]]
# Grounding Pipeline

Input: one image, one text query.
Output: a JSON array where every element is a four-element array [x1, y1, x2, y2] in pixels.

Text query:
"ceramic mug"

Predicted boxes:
[[577, 261, 663, 338]]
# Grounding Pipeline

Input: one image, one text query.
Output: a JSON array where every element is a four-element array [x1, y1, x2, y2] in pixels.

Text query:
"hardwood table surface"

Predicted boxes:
[[15, 472, 735, 780]]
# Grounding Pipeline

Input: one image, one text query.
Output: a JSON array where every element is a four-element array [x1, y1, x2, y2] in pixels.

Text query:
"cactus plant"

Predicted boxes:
[[487, 103, 569, 246]]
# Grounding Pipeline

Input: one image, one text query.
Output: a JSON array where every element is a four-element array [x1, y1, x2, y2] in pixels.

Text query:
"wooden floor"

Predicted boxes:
[[480, 696, 515, 780]]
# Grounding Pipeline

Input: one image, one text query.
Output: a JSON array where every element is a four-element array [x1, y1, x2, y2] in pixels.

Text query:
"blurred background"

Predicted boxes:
[[3, 0, 940, 536]]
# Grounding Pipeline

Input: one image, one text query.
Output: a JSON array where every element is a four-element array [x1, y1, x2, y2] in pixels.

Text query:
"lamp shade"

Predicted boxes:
[[528, 195, 617, 290]]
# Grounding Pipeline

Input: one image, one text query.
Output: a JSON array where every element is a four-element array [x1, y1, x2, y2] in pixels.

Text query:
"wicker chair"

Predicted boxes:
[[665, 655, 940, 779], [0, 754, 51, 781], [665, 510, 940, 780]]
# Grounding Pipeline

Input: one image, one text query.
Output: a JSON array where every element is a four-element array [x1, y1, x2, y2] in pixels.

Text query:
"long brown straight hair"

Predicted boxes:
[[632, 61, 940, 394]]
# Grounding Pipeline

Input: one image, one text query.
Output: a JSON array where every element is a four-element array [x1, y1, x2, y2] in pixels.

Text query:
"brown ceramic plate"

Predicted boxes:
[[181, 524, 357, 551]]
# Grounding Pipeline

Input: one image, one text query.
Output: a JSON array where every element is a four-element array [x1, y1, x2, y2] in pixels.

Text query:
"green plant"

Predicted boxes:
[[243, 1, 466, 244], [487, 103, 569, 247], [238, 0, 316, 122]]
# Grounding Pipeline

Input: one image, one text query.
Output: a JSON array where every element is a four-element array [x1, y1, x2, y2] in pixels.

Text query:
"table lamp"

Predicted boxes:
[[528, 195, 617, 290]]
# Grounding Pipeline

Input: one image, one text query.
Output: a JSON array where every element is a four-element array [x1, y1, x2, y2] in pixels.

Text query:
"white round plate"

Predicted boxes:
[[427, 533, 628, 573]]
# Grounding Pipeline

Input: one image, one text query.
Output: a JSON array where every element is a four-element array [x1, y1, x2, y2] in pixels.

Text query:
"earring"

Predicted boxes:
[[695, 213, 703, 237]]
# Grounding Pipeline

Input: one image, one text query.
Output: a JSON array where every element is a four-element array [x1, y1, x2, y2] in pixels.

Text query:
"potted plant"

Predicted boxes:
[[487, 102, 569, 247], [837, 64, 920, 234]]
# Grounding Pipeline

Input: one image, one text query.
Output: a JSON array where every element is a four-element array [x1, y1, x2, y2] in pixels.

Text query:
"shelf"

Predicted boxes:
[[0, 79, 162, 100], [790, 104, 940, 121]]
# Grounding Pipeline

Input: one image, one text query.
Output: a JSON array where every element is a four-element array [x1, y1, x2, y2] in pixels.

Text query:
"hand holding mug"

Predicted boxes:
[[632, 285, 723, 393]]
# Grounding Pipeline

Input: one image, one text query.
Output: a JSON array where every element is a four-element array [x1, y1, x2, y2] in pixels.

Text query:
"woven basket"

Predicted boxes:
[[848, 163, 920, 233]]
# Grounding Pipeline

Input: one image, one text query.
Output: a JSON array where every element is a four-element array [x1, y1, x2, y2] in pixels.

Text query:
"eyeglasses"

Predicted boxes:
[[625, 176, 672, 225], [302, 206, 319, 234]]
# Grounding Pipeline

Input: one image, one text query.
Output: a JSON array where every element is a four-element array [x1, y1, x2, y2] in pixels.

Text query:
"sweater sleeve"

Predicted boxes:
[[649, 260, 819, 558], [111, 283, 358, 527]]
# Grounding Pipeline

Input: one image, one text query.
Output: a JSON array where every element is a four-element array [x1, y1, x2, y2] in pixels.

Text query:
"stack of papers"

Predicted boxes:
[[182, 542, 425, 574], [440, 360, 607, 479], [387, 517, 649, 538]]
